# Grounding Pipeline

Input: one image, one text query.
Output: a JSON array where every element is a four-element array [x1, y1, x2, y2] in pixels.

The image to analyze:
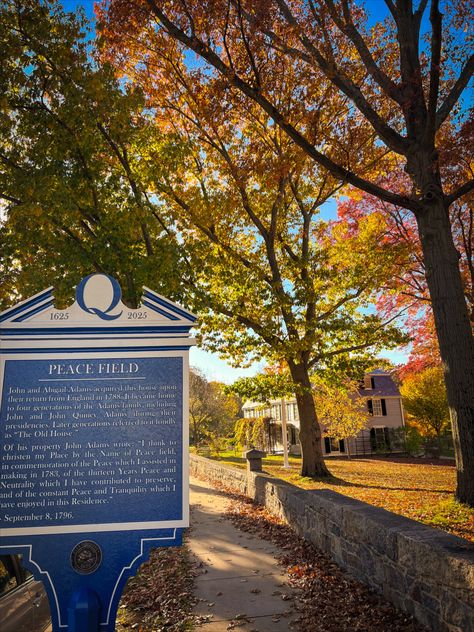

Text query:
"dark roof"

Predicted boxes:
[[358, 374, 401, 397]]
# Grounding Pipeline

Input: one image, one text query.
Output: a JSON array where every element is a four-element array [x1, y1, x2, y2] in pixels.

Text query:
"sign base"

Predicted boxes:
[[1, 528, 182, 631]]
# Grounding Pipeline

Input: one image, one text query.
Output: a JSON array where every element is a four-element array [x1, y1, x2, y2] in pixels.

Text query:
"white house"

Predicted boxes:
[[242, 369, 406, 457]]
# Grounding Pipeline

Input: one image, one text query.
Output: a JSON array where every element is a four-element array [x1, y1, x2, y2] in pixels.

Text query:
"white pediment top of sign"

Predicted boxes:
[[0, 274, 197, 327]]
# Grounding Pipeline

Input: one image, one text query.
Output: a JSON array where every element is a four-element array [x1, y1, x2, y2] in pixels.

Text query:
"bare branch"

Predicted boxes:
[[426, 0, 442, 138], [436, 53, 474, 129], [446, 179, 474, 206]]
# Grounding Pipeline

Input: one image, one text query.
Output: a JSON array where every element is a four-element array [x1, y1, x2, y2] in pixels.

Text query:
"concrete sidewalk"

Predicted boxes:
[[189, 477, 299, 631]]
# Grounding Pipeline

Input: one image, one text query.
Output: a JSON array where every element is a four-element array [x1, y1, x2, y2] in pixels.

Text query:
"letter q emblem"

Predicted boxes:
[[76, 274, 123, 321]]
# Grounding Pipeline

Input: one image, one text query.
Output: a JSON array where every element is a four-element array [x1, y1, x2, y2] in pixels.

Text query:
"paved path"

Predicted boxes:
[[189, 477, 298, 631]]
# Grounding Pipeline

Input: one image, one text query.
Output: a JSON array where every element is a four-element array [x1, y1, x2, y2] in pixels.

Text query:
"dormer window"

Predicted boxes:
[[364, 375, 372, 389]]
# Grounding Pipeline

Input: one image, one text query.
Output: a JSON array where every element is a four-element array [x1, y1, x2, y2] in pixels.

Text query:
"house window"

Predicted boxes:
[[372, 398, 383, 416], [370, 427, 391, 451], [368, 398, 387, 416], [324, 437, 345, 453], [271, 404, 281, 420], [289, 426, 298, 445], [364, 375, 372, 389], [274, 424, 283, 444]]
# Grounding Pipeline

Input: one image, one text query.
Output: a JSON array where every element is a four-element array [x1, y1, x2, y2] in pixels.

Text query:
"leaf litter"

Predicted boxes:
[[217, 483, 428, 632], [115, 475, 432, 631], [115, 539, 197, 631]]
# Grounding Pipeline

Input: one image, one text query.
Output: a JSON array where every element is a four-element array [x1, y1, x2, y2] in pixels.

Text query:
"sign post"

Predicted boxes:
[[0, 274, 196, 631]]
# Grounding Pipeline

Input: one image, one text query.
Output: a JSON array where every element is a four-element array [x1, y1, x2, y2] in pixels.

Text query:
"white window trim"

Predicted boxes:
[[372, 398, 383, 417]]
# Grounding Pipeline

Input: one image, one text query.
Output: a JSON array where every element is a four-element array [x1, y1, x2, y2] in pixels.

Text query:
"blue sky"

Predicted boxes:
[[62, 0, 393, 22], [56, 1, 408, 382]]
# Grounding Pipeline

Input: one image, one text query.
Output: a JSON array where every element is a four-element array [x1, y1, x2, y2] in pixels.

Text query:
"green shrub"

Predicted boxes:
[[403, 425, 424, 455]]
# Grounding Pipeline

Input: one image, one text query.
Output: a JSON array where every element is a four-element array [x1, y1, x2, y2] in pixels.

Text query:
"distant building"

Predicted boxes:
[[242, 369, 405, 457]]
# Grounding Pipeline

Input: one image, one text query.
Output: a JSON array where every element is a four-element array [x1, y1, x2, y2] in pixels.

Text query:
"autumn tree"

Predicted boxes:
[[231, 372, 369, 458], [98, 4, 411, 477], [100, 0, 474, 504], [234, 417, 269, 451], [400, 366, 451, 451], [229, 372, 295, 404], [0, 0, 181, 308], [337, 161, 473, 373], [313, 379, 368, 455], [189, 369, 240, 446]]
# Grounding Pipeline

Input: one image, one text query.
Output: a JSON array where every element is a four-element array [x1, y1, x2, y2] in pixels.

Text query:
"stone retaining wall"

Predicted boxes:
[[190, 454, 474, 632]]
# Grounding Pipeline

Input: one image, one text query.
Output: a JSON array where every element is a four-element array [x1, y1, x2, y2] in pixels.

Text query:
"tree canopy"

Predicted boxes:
[[0, 0, 181, 308], [100, 0, 474, 504], [2, 0, 473, 501], [189, 368, 241, 447], [400, 366, 450, 442], [95, 8, 408, 477]]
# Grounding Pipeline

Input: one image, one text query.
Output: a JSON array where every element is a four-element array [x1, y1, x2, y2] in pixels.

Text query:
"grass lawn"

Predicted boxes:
[[208, 451, 474, 542]]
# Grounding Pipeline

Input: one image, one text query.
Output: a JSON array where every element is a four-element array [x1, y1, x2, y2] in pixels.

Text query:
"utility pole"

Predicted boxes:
[[281, 397, 290, 469]]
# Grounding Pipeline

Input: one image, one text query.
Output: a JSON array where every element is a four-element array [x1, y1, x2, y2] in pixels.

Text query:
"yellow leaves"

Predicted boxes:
[[313, 380, 368, 440], [0, 97, 9, 113]]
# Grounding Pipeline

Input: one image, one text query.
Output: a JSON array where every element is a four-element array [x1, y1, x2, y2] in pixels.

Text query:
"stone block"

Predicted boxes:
[[383, 561, 407, 592], [419, 590, 441, 615], [398, 527, 474, 590], [412, 602, 443, 632], [330, 534, 343, 565], [330, 521, 341, 537], [245, 448, 265, 472], [440, 593, 474, 630]]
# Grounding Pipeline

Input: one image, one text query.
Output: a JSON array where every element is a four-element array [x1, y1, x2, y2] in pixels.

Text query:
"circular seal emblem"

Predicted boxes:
[[70, 541, 102, 575]]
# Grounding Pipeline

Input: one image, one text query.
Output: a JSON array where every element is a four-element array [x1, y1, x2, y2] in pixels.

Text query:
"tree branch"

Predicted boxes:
[[143, 0, 421, 212], [0, 192, 21, 204], [327, 0, 402, 104], [446, 179, 474, 206], [436, 53, 474, 130], [275, 0, 408, 154], [426, 0, 442, 138]]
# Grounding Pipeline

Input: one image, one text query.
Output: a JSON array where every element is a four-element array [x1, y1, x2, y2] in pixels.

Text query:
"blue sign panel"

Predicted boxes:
[[1, 357, 183, 531], [0, 275, 196, 632]]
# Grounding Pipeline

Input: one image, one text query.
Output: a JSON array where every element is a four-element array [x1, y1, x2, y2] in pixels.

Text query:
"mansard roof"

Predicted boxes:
[[358, 374, 401, 398]]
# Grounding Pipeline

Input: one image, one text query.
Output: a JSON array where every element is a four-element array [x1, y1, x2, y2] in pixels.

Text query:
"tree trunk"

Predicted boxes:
[[192, 417, 199, 446], [436, 429, 443, 456], [415, 194, 474, 505], [288, 361, 330, 477]]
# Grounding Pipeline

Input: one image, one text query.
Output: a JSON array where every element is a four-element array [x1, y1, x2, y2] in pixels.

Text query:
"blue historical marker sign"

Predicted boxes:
[[0, 274, 196, 631]]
